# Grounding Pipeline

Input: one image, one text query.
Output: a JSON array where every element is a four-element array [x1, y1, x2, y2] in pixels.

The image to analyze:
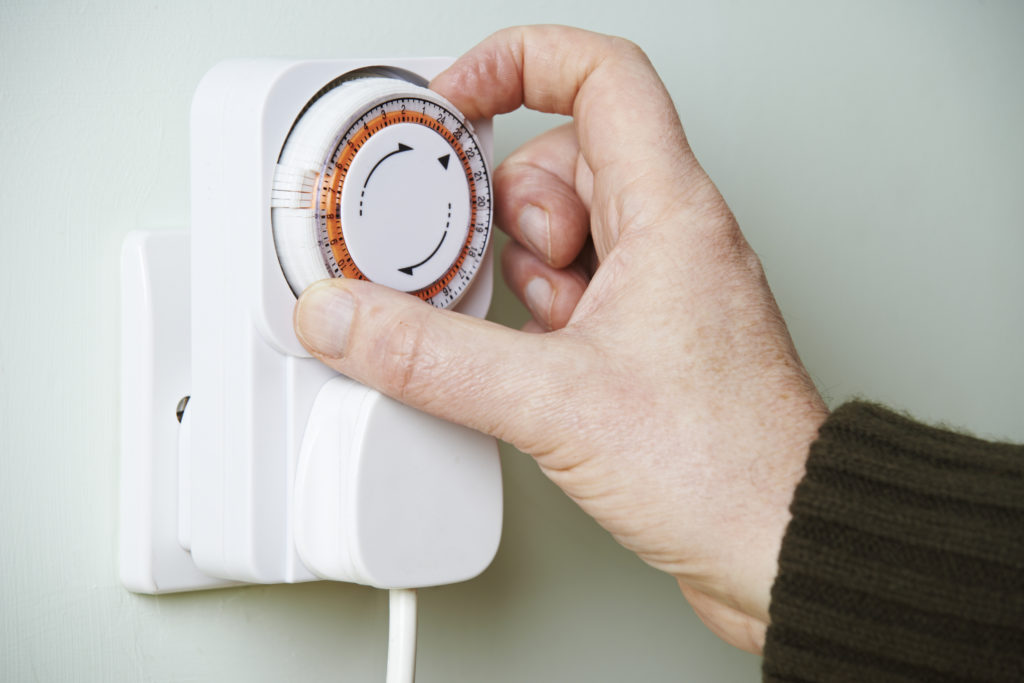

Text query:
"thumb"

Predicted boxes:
[[293, 278, 567, 449]]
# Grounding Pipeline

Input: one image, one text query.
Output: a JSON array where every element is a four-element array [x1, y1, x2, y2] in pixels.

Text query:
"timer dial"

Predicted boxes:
[[271, 75, 492, 309]]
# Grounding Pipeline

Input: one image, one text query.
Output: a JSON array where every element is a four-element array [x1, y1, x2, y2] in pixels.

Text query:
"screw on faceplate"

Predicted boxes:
[[176, 395, 190, 423]]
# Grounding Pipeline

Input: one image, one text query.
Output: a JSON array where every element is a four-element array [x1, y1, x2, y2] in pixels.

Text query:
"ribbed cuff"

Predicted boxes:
[[762, 402, 1024, 682]]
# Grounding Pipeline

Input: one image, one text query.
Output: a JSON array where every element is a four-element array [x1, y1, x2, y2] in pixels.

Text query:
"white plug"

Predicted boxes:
[[294, 376, 502, 588]]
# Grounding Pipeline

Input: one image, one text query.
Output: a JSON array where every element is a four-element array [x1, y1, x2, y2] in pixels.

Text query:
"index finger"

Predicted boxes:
[[430, 25, 695, 181]]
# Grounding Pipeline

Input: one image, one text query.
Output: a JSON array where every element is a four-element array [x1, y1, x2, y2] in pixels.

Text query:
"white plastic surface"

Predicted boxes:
[[294, 377, 502, 588], [119, 230, 234, 593]]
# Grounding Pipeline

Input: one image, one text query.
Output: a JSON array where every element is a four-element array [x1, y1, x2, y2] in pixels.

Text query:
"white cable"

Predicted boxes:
[[386, 588, 418, 683]]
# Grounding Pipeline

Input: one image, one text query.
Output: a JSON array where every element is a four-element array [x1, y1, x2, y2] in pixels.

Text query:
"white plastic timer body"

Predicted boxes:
[[184, 59, 502, 589]]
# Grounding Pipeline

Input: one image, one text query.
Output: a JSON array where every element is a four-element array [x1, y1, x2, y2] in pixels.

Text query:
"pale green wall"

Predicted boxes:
[[2, 1, 1022, 681]]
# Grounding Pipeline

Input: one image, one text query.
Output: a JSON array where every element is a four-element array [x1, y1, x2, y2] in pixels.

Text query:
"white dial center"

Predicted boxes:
[[340, 122, 471, 292]]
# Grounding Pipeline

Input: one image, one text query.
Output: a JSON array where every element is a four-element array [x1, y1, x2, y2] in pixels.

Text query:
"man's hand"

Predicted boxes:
[[293, 25, 828, 654]]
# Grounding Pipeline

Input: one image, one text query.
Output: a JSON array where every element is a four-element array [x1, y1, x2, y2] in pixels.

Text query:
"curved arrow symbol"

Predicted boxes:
[[364, 142, 412, 188], [399, 202, 452, 276], [398, 231, 447, 276]]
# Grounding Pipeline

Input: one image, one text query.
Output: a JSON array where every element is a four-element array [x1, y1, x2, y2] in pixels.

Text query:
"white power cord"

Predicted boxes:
[[386, 589, 418, 683]]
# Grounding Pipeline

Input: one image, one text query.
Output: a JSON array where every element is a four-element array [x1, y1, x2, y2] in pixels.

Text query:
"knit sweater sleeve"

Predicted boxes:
[[761, 402, 1024, 682]]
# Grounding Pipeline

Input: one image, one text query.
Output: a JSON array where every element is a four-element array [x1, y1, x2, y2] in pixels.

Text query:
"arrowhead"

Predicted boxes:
[[398, 266, 415, 275], [397, 143, 412, 152], [437, 154, 450, 170]]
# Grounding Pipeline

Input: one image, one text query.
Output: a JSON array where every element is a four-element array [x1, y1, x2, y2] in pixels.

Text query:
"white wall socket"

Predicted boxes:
[[120, 58, 502, 594]]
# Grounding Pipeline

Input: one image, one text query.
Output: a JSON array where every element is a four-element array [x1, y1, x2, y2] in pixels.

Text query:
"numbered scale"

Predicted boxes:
[[271, 74, 493, 309]]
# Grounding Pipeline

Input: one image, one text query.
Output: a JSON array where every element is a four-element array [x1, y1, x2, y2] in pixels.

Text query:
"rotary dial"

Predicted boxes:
[[271, 75, 492, 309]]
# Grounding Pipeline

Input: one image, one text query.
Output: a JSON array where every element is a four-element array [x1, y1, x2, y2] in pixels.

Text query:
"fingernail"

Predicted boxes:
[[518, 204, 551, 261], [523, 277, 553, 325], [294, 282, 355, 359]]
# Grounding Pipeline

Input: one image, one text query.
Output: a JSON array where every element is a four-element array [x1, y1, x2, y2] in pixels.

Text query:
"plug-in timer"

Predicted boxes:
[[120, 59, 501, 595]]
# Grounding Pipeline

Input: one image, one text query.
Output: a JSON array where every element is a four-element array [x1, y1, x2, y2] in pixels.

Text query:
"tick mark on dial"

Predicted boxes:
[[437, 154, 450, 170]]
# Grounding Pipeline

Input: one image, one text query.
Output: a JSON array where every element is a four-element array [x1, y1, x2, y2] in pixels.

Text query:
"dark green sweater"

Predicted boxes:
[[762, 402, 1024, 682]]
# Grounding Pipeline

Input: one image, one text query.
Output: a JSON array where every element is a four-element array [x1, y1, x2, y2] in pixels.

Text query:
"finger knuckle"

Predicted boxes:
[[607, 35, 650, 64]]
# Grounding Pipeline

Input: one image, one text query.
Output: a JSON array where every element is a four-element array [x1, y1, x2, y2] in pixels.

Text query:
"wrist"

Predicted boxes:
[[718, 395, 829, 624]]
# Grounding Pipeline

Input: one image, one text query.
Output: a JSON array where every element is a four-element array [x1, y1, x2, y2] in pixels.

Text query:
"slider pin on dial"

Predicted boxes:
[[271, 73, 492, 310]]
